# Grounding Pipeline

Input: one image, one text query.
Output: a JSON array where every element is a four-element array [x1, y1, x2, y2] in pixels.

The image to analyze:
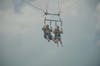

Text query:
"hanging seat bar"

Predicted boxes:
[[45, 19, 61, 22], [45, 12, 60, 16]]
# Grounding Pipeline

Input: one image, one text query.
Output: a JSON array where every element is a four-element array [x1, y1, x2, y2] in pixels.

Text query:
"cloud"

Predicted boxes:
[[0, 0, 36, 13], [0, 2, 44, 65], [0, 0, 100, 66]]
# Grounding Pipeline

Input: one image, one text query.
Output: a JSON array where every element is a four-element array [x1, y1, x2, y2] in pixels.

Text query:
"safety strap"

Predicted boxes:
[[59, 16, 62, 27], [45, 0, 49, 13], [58, 0, 62, 15], [44, 17, 46, 25], [59, 16, 63, 32], [50, 21, 52, 29], [55, 21, 57, 27]]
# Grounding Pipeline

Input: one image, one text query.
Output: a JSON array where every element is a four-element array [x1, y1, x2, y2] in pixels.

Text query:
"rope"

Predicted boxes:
[[58, 0, 61, 14], [46, 0, 49, 12], [55, 21, 57, 27], [24, 0, 62, 14], [23, 0, 45, 13], [50, 21, 52, 29], [58, 16, 62, 26], [44, 17, 46, 25], [58, 0, 63, 32], [58, 16, 63, 31]]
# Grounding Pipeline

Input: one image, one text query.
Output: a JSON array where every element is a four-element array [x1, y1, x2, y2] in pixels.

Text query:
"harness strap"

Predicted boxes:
[[44, 17, 46, 25], [50, 21, 52, 29]]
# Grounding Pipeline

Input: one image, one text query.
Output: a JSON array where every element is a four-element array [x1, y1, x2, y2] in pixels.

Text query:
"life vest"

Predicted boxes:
[[54, 29, 61, 37], [44, 27, 51, 34]]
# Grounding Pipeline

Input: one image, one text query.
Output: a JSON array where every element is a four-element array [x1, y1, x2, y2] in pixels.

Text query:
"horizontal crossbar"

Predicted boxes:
[[45, 19, 62, 22], [45, 12, 60, 16]]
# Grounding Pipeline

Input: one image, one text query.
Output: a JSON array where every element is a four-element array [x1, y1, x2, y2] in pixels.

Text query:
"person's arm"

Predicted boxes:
[[53, 29, 56, 34], [50, 27, 52, 32], [42, 25, 46, 30], [42, 27, 44, 30], [53, 29, 55, 33], [60, 28, 63, 34]]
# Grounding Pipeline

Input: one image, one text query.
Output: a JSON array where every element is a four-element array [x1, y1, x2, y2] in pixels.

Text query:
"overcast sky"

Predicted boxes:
[[0, 0, 100, 66]]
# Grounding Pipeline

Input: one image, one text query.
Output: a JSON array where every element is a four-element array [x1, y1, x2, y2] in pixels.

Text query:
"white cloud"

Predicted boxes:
[[0, 3, 44, 45], [0, 0, 100, 66]]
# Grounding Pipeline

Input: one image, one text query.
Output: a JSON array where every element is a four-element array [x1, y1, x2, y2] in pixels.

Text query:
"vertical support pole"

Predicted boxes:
[[55, 21, 57, 27], [44, 17, 46, 25], [50, 21, 52, 29]]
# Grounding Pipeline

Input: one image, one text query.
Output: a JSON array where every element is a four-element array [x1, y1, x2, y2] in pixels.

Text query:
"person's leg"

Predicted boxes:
[[52, 36, 55, 43], [44, 34, 47, 39], [44, 33, 50, 42], [49, 34, 52, 40], [60, 40, 63, 47], [56, 39, 59, 47], [53, 37, 59, 47], [58, 38, 63, 47], [57, 43, 59, 47], [47, 33, 50, 42], [53, 36, 56, 43], [60, 41, 63, 47]]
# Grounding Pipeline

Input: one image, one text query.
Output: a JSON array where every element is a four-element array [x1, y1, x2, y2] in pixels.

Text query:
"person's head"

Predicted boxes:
[[56, 26, 59, 29], [46, 24, 49, 28]]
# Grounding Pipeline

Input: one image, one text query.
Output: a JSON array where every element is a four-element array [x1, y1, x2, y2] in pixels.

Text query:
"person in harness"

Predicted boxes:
[[53, 25, 63, 47], [42, 24, 52, 42]]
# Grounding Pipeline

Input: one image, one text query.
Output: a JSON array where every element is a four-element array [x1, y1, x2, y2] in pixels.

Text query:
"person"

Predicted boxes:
[[53, 26, 63, 47], [42, 24, 52, 42]]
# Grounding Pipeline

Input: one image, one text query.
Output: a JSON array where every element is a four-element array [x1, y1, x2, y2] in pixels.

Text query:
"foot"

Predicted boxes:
[[61, 44, 63, 47], [57, 44, 59, 47], [54, 41, 57, 43], [48, 39, 50, 42]]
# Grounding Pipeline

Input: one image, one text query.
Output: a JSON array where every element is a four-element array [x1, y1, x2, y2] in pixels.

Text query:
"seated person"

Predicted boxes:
[[42, 24, 52, 42], [53, 26, 63, 47]]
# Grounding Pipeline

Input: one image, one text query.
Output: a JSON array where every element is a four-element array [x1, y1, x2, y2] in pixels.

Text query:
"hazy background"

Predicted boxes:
[[0, 0, 100, 66]]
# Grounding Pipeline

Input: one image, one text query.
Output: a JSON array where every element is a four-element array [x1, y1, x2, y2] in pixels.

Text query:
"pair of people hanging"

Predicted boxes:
[[42, 23, 63, 47]]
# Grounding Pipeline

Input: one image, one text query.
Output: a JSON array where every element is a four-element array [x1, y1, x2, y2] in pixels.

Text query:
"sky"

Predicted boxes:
[[0, 0, 100, 66]]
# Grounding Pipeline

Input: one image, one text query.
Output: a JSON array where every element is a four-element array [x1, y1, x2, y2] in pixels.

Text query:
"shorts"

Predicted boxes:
[[44, 33, 52, 40], [54, 36, 61, 40]]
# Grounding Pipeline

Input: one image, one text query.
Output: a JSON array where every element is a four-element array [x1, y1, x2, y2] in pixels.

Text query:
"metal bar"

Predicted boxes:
[[45, 12, 60, 16], [45, 19, 61, 22]]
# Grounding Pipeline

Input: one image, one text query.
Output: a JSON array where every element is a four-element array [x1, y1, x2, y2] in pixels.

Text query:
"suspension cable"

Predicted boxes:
[[50, 21, 52, 29], [58, 0, 61, 14], [23, 0, 45, 13], [46, 0, 49, 12], [60, 17, 62, 26], [55, 21, 57, 27], [23, 0, 62, 15], [44, 17, 46, 25], [58, 0, 63, 30], [59, 16, 63, 31]]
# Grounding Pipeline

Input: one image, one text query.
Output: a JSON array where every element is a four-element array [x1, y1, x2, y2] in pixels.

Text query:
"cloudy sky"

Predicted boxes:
[[0, 0, 100, 66]]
